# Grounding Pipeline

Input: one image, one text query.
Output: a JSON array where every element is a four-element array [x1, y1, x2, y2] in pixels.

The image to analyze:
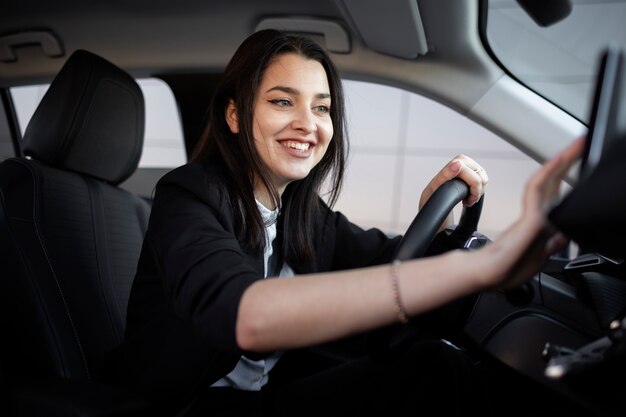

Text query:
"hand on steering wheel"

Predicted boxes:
[[393, 179, 486, 261]]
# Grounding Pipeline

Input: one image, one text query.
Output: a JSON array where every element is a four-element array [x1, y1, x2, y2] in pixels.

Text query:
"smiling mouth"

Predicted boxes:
[[282, 140, 310, 152]]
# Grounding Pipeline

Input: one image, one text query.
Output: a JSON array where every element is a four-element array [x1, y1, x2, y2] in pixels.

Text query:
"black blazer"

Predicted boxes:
[[106, 160, 400, 408]]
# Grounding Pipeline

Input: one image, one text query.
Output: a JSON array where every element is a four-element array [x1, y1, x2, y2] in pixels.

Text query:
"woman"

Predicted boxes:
[[110, 29, 583, 416]]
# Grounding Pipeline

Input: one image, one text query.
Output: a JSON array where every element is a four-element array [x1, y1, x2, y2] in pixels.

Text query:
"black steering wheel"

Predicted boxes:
[[393, 178, 484, 261], [368, 178, 485, 359]]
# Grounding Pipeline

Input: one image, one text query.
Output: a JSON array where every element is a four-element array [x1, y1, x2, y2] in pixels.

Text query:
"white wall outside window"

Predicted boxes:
[[338, 80, 539, 239]]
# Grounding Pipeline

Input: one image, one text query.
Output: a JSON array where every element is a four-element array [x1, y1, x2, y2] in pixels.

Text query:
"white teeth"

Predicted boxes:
[[283, 141, 310, 151]]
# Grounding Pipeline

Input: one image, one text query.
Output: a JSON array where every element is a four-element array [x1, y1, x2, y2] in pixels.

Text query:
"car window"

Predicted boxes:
[[337, 79, 542, 239], [10, 74, 552, 240], [487, 0, 626, 123], [136, 79, 186, 168], [10, 78, 186, 169]]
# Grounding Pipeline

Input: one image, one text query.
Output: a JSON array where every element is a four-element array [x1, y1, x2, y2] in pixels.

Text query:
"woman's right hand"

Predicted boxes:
[[477, 137, 585, 291]]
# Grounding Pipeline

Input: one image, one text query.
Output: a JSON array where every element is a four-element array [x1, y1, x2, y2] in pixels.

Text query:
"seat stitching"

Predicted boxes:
[[18, 159, 92, 380]]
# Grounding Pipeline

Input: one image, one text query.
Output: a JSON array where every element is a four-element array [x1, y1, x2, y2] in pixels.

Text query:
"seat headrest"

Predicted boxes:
[[22, 49, 145, 185]]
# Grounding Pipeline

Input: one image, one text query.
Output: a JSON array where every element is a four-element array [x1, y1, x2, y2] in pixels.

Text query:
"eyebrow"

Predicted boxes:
[[266, 85, 331, 100]]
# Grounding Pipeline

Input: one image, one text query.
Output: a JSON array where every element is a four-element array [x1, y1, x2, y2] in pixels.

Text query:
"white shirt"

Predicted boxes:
[[210, 200, 294, 391]]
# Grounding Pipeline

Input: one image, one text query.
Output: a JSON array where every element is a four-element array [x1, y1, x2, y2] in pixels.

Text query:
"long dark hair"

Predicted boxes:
[[191, 29, 347, 267]]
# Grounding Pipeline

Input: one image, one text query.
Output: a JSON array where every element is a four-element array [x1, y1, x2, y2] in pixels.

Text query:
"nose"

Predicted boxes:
[[291, 105, 317, 133]]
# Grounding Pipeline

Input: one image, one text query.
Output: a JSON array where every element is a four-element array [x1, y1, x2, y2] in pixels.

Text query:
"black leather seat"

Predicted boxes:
[[0, 49, 155, 416]]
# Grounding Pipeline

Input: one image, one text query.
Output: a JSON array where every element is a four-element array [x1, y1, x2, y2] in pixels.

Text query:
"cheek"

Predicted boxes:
[[252, 113, 267, 137], [252, 119, 277, 148], [322, 120, 334, 145], [254, 110, 287, 138]]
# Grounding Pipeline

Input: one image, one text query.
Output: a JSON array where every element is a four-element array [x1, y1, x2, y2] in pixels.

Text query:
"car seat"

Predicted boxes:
[[0, 49, 155, 416]]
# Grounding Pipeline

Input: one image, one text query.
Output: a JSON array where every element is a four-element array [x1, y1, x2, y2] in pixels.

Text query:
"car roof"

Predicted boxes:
[[1, 0, 584, 164], [1, 1, 482, 88]]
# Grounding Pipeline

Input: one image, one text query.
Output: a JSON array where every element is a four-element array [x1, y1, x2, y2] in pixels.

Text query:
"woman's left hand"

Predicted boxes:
[[419, 154, 489, 231]]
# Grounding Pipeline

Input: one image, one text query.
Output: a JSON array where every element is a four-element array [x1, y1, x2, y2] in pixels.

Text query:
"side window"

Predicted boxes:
[[10, 76, 554, 241], [10, 78, 186, 197], [337, 79, 542, 239], [135, 79, 186, 168]]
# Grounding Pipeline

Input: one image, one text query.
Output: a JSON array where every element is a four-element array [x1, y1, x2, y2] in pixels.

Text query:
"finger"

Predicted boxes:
[[458, 164, 488, 207], [533, 137, 585, 185], [456, 155, 487, 179], [524, 137, 585, 213], [430, 159, 462, 192], [545, 231, 569, 256], [448, 159, 462, 178], [472, 166, 485, 175], [419, 159, 462, 209]]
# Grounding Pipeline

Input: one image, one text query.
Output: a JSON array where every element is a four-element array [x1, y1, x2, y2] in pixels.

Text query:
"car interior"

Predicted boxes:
[[1, 1, 625, 416]]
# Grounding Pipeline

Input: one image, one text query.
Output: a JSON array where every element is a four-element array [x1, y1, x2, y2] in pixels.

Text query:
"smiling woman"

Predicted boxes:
[[224, 53, 334, 205], [3, 2, 625, 417], [102, 28, 584, 417]]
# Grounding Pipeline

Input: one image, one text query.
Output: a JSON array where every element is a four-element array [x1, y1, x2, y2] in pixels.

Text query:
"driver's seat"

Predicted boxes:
[[0, 49, 155, 416]]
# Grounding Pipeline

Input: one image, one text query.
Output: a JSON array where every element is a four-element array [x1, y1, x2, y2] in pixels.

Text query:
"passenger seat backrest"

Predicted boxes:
[[0, 49, 150, 383]]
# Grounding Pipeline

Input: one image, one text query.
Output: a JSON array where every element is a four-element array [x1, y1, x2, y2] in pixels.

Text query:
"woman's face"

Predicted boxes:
[[227, 53, 333, 197]]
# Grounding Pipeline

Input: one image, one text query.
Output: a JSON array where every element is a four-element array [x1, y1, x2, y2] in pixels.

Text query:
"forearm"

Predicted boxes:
[[236, 249, 478, 352]]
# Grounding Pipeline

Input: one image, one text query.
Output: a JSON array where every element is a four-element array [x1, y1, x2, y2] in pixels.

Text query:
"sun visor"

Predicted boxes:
[[548, 133, 626, 259]]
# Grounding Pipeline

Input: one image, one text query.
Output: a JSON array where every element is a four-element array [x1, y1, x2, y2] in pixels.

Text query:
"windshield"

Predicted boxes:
[[486, 0, 626, 124]]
